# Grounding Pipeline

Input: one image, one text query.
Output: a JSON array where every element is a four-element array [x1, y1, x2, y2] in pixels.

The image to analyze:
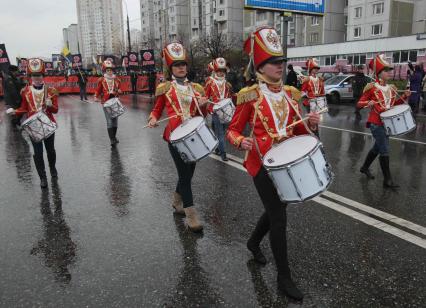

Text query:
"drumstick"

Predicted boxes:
[[142, 114, 178, 129], [286, 107, 329, 129]]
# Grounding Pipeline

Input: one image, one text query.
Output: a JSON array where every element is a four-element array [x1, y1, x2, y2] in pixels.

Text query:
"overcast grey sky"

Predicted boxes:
[[0, 0, 141, 65]]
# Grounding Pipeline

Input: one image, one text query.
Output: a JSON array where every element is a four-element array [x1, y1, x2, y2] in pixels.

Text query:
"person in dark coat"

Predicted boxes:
[[3, 65, 25, 126], [148, 71, 156, 97], [408, 65, 423, 114], [77, 70, 88, 101], [285, 64, 298, 88], [352, 65, 369, 115], [130, 71, 138, 94]]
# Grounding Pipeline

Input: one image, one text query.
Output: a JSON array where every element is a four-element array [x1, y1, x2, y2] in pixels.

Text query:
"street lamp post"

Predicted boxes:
[[123, 0, 131, 52]]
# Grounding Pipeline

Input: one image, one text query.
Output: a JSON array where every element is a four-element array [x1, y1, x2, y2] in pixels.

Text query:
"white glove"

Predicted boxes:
[[6, 108, 16, 115], [45, 98, 53, 107]]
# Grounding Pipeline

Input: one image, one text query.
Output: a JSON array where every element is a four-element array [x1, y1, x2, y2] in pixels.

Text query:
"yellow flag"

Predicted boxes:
[[61, 46, 70, 57]]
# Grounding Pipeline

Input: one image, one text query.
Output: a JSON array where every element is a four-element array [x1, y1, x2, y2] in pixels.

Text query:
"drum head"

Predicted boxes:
[[263, 135, 318, 167], [170, 117, 204, 141], [104, 97, 119, 107], [21, 112, 41, 125], [213, 98, 232, 111], [380, 104, 410, 117]]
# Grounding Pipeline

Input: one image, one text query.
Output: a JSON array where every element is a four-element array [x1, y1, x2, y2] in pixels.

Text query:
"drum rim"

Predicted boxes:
[[21, 111, 48, 125], [213, 98, 233, 111], [384, 124, 417, 136], [263, 135, 321, 168], [267, 160, 334, 204], [170, 116, 206, 141], [380, 104, 411, 118]]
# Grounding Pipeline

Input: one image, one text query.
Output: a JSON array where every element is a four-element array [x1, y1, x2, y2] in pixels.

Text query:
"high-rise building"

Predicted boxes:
[[76, 0, 125, 67], [243, 0, 345, 48], [130, 28, 142, 51], [63, 24, 80, 54], [346, 0, 415, 41], [412, 0, 426, 34], [140, 0, 244, 51]]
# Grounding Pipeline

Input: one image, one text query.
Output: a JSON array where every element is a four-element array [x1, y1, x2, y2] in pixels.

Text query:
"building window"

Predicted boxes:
[[371, 24, 382, 36], [310, 32, 319, 43], [373, 2, 384, 15], [219, 9, 225, 16], [219, 0, 224, 4], [311, 16, 319, 26], [355, 7, 362, 18], [344, 15, 348, 26], [325, 55, 336, 66], [354, 27, 361, 38]]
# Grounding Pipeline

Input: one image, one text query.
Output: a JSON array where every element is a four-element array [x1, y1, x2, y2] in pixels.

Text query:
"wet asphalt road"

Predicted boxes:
[[0, 94, 425, 308]]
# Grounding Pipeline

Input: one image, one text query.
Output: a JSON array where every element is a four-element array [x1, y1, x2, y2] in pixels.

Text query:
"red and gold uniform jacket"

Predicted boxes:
[[227, 83, 310, 177], [15, 85, 59, 123], [301, 75, 325, 107], [149, 81, 206, 142], [94, 76, 121, 103], [357, 82, 407, 127], [204, 76, 233, 113]]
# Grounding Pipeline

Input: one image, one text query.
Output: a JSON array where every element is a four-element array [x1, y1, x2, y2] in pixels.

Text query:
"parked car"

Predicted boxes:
[[325, 74, 374, 104]]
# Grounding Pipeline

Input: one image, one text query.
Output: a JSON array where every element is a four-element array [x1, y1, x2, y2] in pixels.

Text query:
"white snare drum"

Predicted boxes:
[[21, 111, 57, 143], [170, 116, 218, 163], [263, 135, 333, 203], [380, 104, 416, 136], [103, 97, 125, 118], [213, 98, 235, 124], [309, 96, 328, 113]]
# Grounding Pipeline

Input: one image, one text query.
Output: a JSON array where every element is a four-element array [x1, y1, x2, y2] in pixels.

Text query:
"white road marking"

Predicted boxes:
[[314, 196, 426, 249], [319, 125, 426, 146], [323, 191, 426, 236], [209, 154, 426, 249]]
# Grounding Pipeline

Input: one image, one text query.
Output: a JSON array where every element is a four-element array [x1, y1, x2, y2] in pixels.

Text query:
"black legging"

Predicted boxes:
[[31, 133, 56, 160], [168, 143, 196, 208], [250, 167, 291, 276]]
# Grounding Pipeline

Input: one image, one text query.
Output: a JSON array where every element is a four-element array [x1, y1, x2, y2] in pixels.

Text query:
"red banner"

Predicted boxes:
[[42, 75, 155, 94]]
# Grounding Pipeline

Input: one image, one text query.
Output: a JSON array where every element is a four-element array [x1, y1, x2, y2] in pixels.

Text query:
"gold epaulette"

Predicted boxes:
[[301, 76, 310, 84], [191, 82, 205, 96], [284, 85, 302, 102], [48, 87, 59, 96], [155, 81, 171, 97], [236, 84, 259, 105], [363, 82, 375, 93]]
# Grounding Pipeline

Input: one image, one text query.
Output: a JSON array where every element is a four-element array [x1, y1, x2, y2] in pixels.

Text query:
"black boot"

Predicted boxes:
[[47, 150, 58, 178], [379, 156, 399, 188], [113, 127, 119, 144], [33, 155, 48, 189], [247, 240, 267, 265], [107, 128, 116, 147], [360, 150, 378, 179], [277, 274, 304, 301], [221, 152, 228, 161]]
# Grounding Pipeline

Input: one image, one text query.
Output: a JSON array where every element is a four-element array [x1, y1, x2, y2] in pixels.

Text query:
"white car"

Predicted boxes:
[[325, 74, 373, 104]]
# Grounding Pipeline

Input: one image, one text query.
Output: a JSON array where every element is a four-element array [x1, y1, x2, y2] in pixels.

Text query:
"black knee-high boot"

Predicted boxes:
[[107, 128, 116, 146], [113, 127, 119, 143], [379, 156, 399, 188], [247, 213, 269, 264], [360, 150, 378, 179], [47, 150, 57, 178], [33, 155, 48, 188]]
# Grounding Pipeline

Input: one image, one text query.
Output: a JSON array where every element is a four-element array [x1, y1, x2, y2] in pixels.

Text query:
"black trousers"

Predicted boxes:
[[168, 143, 196, 208], [31, 133, 56, 160], [251, 167, 291, 276], [79, 84, 87, 100]]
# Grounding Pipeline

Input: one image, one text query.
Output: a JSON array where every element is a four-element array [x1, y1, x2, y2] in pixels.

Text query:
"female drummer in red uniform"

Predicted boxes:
[[226, 27, 320, 301], [94, 60, 122, 147], [147, 42, 208, 232], [358, 54, 410, 188], [204, 57, 233, 161], [7, 58, 59, 189], [301, 58, 325, 112]]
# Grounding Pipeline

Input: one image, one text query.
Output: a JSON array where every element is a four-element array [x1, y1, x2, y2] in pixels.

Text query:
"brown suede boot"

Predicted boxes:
[[172, 192, 185, 215], [184, 207, 203, 232]]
